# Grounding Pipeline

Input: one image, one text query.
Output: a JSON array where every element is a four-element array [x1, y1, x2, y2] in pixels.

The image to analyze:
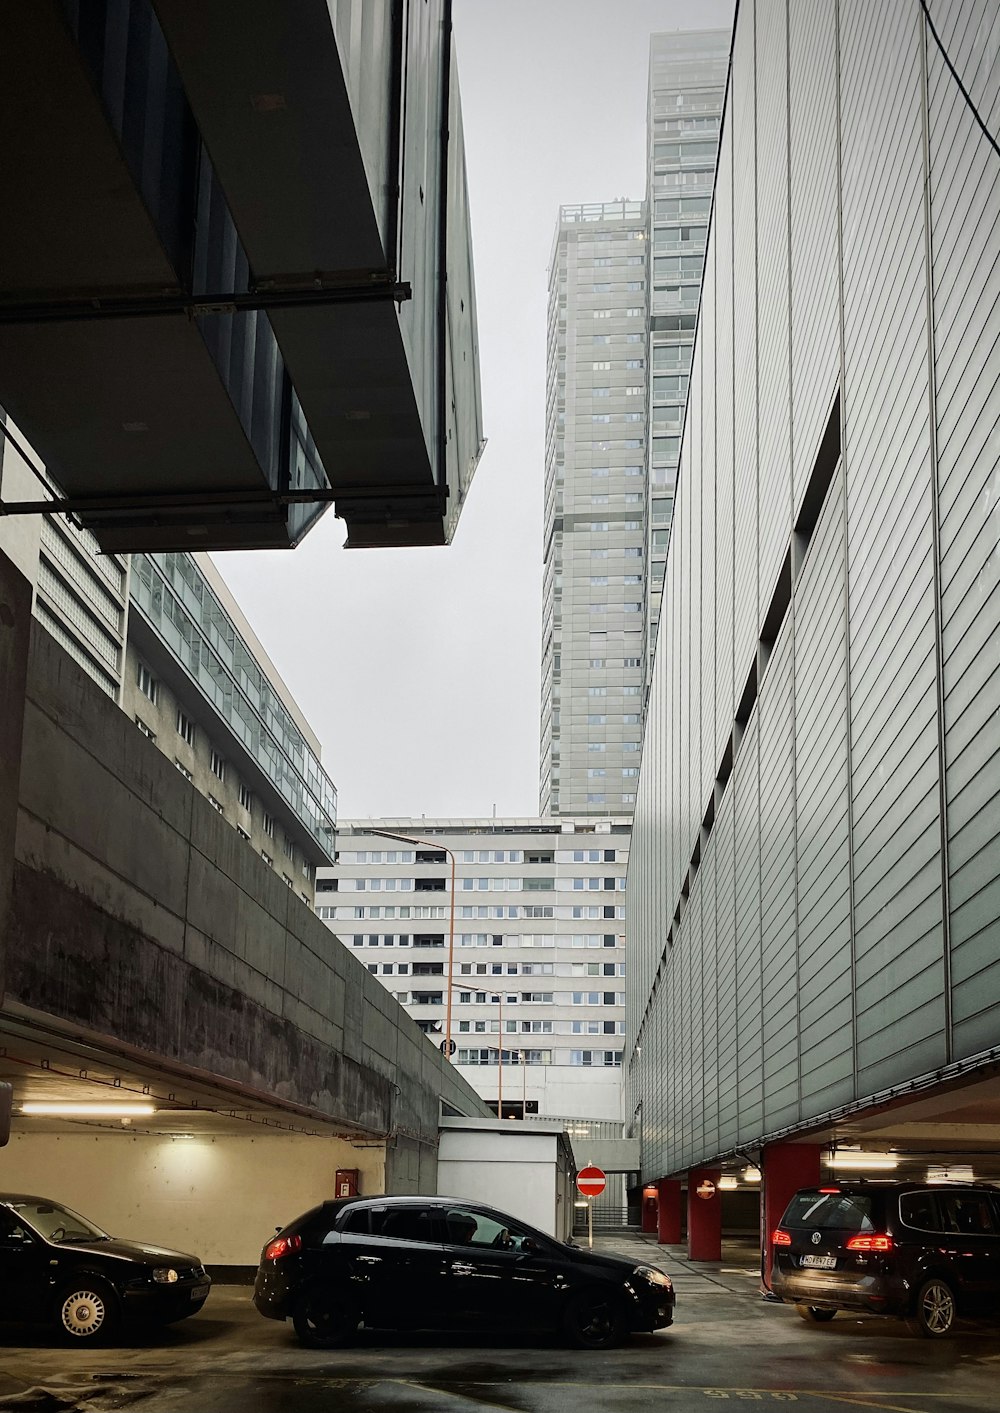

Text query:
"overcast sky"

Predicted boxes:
[[213, 0, 733, 822]]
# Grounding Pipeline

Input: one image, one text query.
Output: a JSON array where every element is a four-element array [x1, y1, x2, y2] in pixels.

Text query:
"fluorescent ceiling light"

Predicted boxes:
[[827, 1151, 897, 1171], [717, 1175, 738, 1190], [743, 1167, 761, 1183], [20, 1102, 156, 1118]]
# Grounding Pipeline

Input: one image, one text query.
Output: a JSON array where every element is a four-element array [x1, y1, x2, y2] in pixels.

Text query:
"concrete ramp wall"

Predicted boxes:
[[8, 625, 486, 1161]]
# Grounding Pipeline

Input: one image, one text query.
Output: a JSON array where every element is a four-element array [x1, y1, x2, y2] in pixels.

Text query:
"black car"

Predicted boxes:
[[254, 1194, 674, 1349], [0, 1193, 211, 1343], [771, 1181, 1000, 1336]]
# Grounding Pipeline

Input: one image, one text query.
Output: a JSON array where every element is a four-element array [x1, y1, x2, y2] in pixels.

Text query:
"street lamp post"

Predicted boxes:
[[367, 827, 457, 1062]]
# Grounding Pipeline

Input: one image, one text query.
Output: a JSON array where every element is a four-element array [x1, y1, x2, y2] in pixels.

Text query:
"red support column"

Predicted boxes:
[[687, 1168, 722, 1261], [657, 1179, 682, 1245], [761, 1142, 822, 1291]]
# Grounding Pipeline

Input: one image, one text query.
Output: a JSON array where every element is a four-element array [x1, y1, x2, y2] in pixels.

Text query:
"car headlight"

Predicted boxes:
[[153, 1267, 179, 1284], [634, 1264, 672, 1289]]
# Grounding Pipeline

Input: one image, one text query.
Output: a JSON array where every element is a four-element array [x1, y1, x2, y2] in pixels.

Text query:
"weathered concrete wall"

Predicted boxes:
[[0, 550, 32, 1006], [9, 626, 487, 1152]]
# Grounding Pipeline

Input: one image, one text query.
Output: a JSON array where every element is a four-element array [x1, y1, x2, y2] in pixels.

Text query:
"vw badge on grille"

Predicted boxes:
[[811, 1231, 822, 1245]]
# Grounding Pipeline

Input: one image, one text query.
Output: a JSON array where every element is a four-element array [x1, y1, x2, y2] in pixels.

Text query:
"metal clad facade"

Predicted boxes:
[[626, 0, 1000, 1176]]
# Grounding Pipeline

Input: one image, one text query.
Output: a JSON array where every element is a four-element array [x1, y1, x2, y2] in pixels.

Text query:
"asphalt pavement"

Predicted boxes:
[[0, 1234, 998, 1412]]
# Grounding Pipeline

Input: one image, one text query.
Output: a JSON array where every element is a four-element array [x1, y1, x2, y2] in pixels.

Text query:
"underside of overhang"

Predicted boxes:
[[0, 0, 482, 552]]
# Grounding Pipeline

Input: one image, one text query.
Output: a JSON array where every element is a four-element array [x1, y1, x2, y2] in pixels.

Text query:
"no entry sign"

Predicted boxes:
[[576, 1165, 607, 1198]]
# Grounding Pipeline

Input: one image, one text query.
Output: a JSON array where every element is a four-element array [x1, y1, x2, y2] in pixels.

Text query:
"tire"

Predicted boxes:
[[55, 1280, 119, 1344], [906, 1278, 957, 1338], [292, 1288, 360, 1349], [564, 1290, 627, 1350], [795, 1304, 836, 1323]]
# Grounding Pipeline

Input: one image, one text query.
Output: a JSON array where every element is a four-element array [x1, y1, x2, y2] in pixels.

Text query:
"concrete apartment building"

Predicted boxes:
[[539, 32, 728, 817], [318, 819, 631, 1123], [627, 0, 1000, 1266]]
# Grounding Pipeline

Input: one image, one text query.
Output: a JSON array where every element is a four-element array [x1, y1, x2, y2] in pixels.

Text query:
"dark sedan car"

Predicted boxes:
[[771, 1182, 1000, 1336], [254, 1194, 674, 1349], [0, 1194, 211, 1343]]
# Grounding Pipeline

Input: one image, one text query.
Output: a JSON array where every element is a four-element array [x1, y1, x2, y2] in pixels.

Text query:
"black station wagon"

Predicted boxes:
[[0, 1194, 211, 1343], [771, 1181, 1000, 1336], [254, 1194, 675, 1349]]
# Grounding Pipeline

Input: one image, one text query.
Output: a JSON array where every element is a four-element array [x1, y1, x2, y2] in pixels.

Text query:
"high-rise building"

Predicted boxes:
[[644, 31, 730, 675], [627, 0, 1000, 1251], [318, 818, 630, 1122], [539, 32, 728, 817], [540, 201, 649, 820]]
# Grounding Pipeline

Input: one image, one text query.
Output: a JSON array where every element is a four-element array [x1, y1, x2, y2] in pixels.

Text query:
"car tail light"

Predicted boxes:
[[819, 1187, 840, 1194], [772, 1229, 792, 1246], [264, 1233, 302, 1261], [845, 1234, 892, 1252]]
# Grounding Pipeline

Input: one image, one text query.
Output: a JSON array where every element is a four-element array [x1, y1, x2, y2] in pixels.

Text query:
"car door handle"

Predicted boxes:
[[451, 1262, 475, 1275], [355, 1255, 381, 1265]]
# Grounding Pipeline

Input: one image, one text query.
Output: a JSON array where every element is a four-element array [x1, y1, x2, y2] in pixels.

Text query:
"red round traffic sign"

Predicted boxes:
[[576, 1165, 606, 1198]]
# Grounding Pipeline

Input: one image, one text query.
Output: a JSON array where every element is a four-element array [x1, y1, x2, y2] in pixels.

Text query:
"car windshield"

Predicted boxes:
[[783, 1192, 875, 1232], [12, 1201, 109, 1244]]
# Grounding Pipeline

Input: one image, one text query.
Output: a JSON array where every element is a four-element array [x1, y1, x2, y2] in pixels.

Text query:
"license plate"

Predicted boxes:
[[800, 1255, 836, 1270], [190, 1284, 210, 1299]]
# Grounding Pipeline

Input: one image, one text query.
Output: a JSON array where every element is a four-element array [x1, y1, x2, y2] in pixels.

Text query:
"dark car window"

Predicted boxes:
[[0, 1210, 33, 1244], [782, 1192, 875, 1232], [339, 1208, 371, 1235], [442, 1206, 536, 1252], [899, 1190, 942, 1232], [373, 1206, 442, 1244], [940, 1193, 996, 1236]]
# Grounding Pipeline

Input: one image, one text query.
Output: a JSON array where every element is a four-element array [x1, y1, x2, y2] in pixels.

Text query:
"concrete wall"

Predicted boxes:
[[0, 552, 32, 1007], [8, 625, 487, 1157], [0, 1131, 385, 1267]]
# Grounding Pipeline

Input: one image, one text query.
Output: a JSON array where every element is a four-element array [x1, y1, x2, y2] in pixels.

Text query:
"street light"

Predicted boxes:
[[367, 827, 457, 1062]]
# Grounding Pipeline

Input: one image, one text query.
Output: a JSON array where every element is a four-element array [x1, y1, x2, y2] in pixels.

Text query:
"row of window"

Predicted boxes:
[[347, 932, 622, 949], [136, 661, 308, 875], [411, 990, 625, 1007], [323, 904, 624, 922], [456, 1049, 622, 1067]]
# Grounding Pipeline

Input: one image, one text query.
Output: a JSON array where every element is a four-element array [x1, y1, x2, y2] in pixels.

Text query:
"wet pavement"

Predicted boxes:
[[0, 1235, 998, 1411]]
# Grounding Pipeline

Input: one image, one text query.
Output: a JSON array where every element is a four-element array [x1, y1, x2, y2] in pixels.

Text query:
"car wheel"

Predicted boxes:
[[292, 1289, 360, 1349], [56, 1280, 119, 1344], [794, 1304, 836, 1323], [907, 1278, 957, 1338], [564, 1290, 627, 1350]]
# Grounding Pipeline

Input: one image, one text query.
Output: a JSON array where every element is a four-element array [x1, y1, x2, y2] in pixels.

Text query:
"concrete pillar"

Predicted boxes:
[[0, 550, 32, 1005], [687, 1167, 722, 1261], [657, 1178, 682, 1245], [761, 1142, 822, 1291], [641, 1188, 658, 1233]]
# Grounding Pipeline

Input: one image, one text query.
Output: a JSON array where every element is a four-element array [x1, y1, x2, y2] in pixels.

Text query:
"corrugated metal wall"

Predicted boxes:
[[627, 0, 1000, 1179]]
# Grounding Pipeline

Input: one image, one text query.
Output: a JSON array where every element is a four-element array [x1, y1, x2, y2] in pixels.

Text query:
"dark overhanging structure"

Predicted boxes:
[[0, 0, 484, 552]]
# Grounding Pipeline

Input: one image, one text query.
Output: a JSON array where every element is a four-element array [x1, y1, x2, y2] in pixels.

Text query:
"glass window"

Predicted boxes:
[[782, 1193, 874, 1232], [940, 1193, 996, 1236], [899, 1191, 941, 1232], [371, 1206, 442, 1243], [442, 1207, 536, 1251]]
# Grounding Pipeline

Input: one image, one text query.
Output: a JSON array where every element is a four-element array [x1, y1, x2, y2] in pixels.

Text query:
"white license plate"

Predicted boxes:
[[190, 1284, 210, 1299], [800, 1254, 837, 1270]]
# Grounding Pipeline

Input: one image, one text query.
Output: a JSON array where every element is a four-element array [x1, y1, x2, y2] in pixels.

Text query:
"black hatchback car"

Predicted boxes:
[[0, 1194, 211, 1343], [254, 1194, 674, 1348], [771, 1182, 1000, 1336]]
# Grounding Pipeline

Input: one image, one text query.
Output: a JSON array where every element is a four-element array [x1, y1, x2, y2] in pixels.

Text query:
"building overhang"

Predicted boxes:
[[0, 0, 483, 552]]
